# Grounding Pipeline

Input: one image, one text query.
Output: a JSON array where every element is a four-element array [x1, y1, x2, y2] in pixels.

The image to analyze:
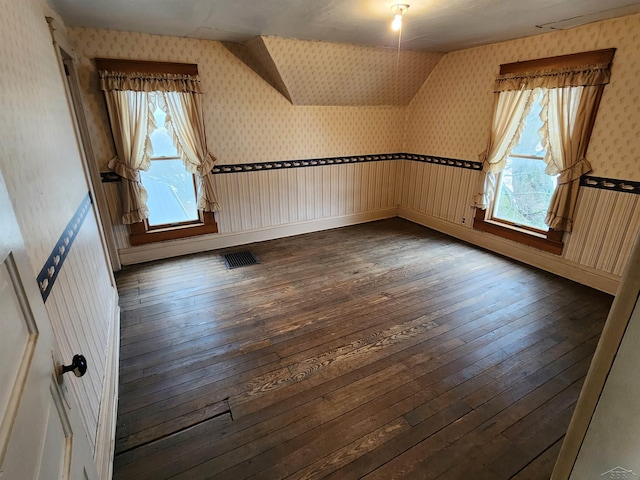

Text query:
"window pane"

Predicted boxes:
[[140, 160, 199, 226], [149, 104, 178, 158], [511, 94, 546, 157], [493, 156, 557, 231]]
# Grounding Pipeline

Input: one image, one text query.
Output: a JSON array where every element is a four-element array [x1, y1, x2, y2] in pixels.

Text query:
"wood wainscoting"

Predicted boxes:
[[113, 218, 612, 479]]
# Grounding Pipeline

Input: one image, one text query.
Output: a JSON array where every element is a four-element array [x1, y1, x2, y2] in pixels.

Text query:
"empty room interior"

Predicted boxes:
[[2, 0, 640, 478]]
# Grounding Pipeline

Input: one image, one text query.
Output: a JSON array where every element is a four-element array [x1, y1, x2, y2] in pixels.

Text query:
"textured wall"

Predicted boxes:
[[260, 36, 444, 106], [0, 0, 115, 456], [69, 28, 407, 170], [404, 13, 640, 181]]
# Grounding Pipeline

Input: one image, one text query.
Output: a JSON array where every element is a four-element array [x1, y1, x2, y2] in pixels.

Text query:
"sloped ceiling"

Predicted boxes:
[[222, 37, 293, 102], [225, 36, 444, 106]]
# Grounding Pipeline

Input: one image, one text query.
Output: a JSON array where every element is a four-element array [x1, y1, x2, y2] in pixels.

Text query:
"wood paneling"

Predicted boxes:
[[45, 213, 116, 453], [214, 162, 398, 233], [398, 160, 477, 227], [565, 188, 640, 276], [113, 218, 612, 479], [106, 161, 400, 250]]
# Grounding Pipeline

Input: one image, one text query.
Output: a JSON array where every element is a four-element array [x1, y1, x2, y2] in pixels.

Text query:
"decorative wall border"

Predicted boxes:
[[37, 192, 92, 302], [401, 153, 483, 170], [210, 153, 401, 174], [581, 175, 640, 195], [98, 153, 482, 182], [210, 153, 483, 174], [98, 153, 640, 197]]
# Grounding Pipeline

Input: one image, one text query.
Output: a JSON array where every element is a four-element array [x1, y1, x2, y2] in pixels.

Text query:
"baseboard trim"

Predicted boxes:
[[398, 207, 620, 295], [119, 208, 399, 265], [94, 287, 120, 480], [118, 206, 620, 294]]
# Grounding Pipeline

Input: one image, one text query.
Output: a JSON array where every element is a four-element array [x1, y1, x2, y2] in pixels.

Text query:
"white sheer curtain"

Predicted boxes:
[[103, 90, 154, 224], [541, 85, 599, 231], [472, 87, 536, 209], [162, 91, 221, 212]]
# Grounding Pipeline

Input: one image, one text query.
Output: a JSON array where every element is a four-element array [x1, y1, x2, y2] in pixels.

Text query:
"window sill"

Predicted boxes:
[[129, 212, 218, 246], [473, 210, 564, 255]]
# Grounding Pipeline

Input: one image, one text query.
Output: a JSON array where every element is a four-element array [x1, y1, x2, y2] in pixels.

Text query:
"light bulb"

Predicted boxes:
[[390, 5, 409, 32], [391, 14, 403, 31]]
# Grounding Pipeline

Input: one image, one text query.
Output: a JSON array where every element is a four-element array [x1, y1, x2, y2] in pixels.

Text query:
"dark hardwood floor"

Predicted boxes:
[[113, 218, 613, 479]]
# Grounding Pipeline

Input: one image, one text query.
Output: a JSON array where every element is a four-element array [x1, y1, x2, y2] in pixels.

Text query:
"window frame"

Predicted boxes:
[[474, 205, 565, 255], [130, 211, 218, 246], [473, 48, 615, 255]]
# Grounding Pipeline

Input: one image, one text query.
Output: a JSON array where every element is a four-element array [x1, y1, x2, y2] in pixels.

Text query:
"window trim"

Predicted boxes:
[[130, 211, 218, 246], [95, 58, 198, 76], [473, 49, 615, 255], [473, 207, 564, 255], [499, 48, 615, 76], [94, 66, 218, 246]]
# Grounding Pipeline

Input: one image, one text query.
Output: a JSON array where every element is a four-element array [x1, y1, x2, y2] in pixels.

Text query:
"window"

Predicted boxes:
[[490, 92, 557, 233], [96, 58, 220, 247], [140, 96, 199, 228], [129, 91, 218, 245], [472, 49, 615, 255]]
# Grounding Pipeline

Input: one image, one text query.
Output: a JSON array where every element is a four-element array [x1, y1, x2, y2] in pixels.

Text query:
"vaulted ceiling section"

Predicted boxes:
[[223, 36, 444, 106]]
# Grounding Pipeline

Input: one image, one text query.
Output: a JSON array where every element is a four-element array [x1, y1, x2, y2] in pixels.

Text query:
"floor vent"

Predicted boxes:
[[224, 251, 259, 269]]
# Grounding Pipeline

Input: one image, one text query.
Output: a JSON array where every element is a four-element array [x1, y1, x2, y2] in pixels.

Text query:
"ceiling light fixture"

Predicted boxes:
[[391, 4, 409, 32]]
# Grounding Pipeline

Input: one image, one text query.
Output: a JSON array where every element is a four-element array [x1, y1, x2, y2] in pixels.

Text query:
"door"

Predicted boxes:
[[0, 171, 97, 479]]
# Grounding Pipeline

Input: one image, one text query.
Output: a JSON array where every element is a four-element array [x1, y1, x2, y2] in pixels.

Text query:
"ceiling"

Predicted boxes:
[[49, 0, 640, 52]]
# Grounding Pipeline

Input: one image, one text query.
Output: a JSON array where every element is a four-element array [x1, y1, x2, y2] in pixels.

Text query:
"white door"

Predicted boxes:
[[0, 171, 98, 479]]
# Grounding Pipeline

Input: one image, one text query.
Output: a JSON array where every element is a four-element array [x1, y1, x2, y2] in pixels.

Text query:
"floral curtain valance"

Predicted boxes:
[[494, 63, 612, 92], [99, 71, 202, 93]]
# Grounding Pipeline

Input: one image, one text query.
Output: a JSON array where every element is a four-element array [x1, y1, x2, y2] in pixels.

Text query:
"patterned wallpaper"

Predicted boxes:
[[221, 37, 294, 103], [405, 13, 640, 181], [69, 28, 408, 170], [260, 36, 443, 106]]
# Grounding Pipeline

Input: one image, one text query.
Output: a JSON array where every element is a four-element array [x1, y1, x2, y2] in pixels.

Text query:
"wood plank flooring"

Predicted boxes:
[[113, 218, 613, 479]]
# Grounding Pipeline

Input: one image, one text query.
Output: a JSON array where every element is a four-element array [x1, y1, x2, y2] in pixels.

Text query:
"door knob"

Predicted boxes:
[[60, 354, 88, 378]]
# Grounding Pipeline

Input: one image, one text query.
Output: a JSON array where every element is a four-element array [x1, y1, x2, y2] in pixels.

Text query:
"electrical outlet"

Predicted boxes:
[[462, 217, 466, 224]]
